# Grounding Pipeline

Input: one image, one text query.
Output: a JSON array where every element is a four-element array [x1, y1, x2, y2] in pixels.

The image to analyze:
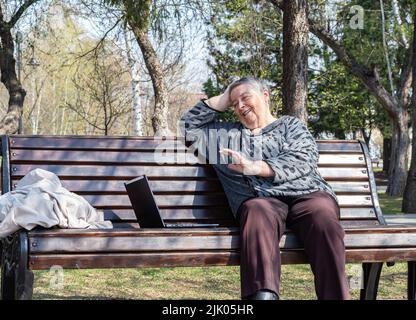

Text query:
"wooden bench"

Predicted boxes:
[[1, 135, 416, 300]]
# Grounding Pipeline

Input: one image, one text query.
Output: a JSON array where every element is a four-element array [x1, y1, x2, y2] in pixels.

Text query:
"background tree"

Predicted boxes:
[[403, 7, 416, 213], [121, 0, 170, 135], [282, 0, 308, 123], [204, 0, 383, 139], [65, 44, 132, 135], [0, 0, 41, 134], [268, 0, 413, 197]]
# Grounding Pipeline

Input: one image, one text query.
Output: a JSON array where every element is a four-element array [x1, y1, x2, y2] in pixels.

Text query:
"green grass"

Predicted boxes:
[[378, 193, 404, 214], [32, 191, 409, 300], [33, 263, 409, 300]]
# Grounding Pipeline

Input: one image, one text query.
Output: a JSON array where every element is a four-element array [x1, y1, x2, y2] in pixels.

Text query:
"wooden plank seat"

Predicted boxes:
[[1, 135, 416, 300]]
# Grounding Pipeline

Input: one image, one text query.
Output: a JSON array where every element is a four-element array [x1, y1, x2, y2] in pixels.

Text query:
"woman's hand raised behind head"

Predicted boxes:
[[203, 86, 232, 112]]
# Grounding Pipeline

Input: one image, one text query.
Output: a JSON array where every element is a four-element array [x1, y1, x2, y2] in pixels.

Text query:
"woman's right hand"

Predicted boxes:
[[204, 86, 231, 112]]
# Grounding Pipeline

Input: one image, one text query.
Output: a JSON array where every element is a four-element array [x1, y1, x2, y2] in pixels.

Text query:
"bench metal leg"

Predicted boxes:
[[360, 262, 383, 300], [409, 262, 416, 300], [1, 231, 34, 300]]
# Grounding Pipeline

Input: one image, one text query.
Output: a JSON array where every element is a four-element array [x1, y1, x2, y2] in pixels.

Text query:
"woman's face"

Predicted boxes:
[[229, 83, 270, 130]]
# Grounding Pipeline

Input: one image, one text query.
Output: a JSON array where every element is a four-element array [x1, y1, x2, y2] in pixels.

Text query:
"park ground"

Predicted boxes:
[[32, 168, 411, 300]]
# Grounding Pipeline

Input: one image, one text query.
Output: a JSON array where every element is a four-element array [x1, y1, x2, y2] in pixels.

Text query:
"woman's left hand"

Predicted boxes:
[[219, 148, 262, 175]]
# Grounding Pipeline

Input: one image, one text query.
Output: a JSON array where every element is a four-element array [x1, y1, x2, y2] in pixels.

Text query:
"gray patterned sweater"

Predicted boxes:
[[180, 101, 337, 218]]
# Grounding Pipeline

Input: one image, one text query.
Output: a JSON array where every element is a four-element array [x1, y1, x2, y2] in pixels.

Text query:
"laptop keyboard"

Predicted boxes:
[[165, 223, 219, 228]]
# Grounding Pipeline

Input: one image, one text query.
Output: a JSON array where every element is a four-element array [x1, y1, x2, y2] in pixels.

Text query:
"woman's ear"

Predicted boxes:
[[263, 89, 270, 103]]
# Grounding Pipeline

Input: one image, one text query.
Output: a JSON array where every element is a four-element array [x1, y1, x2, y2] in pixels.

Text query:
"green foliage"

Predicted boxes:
[[203, 0, 283, 118], [308, 60, 391, 138], [105, 0, 151, 30], [330, 0, 409, 137], [203, 0, 409, 138], [105, 0, 189, 42], [202, 78, 220, 98], [309, 0, 403, 137]]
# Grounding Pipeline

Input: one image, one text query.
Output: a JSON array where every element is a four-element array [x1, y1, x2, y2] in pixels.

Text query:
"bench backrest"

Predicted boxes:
[[1, 135, 385, 228]]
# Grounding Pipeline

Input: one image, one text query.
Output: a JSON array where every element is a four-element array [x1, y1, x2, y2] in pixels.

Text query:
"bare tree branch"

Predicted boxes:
[[380, 0, 395, 96], [311, 22, 400, 114], [76, 17, 122, 60], [391, 0, 409, 47], [398, 46, 413, 107], [8, 0, 40, 28]]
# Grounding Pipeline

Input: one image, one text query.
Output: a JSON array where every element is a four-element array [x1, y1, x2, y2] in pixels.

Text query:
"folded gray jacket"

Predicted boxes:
[[0, 168, 112, 238]]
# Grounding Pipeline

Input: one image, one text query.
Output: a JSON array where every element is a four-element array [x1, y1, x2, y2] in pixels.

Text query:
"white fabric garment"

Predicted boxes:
[[0, 168, 112, 237]]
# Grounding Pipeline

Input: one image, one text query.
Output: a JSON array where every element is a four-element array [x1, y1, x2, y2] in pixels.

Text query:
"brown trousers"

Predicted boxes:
[[238, 190, 350, 300]]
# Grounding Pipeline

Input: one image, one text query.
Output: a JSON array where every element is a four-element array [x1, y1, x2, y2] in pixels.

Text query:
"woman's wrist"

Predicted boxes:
[[254, 160, 275, 178], [204, 93, 229, 112]]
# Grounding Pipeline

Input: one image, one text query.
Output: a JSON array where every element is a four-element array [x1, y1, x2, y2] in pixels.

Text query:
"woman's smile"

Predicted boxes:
[[242, 108, 253, 117]]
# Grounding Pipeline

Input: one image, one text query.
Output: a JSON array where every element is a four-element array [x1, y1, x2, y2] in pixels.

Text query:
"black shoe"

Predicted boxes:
[[245, 289, 279, 300]]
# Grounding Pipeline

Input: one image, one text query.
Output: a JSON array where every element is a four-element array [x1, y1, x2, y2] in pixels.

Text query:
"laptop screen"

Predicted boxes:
[[124, 175, 165, 228]]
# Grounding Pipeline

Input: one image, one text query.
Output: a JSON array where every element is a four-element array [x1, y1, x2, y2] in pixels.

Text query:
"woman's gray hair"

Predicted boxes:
[[228, 77, 270, 95]]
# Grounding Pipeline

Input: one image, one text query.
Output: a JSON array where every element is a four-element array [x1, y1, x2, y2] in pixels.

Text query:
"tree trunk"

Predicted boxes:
[[383, 137, 391, 174], [124, 29, 142, 136], [307, 12, 411, 197], [402, 12, 416, 213], [282, 0, 309, 123], [334, 128, 346, 140], [361, 128, 371, 146], [0, 23, 26, 134], [388, 110, 410, 196], [269, 0, 412, 196], [128, 22, 170, 136]]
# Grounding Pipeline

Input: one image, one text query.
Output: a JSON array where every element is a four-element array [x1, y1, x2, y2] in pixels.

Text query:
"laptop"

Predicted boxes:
[[124, 175, 219, 228]]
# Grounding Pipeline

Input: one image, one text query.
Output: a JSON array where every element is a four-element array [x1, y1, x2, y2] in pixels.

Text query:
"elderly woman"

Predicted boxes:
[[180, 77, 349, 300]]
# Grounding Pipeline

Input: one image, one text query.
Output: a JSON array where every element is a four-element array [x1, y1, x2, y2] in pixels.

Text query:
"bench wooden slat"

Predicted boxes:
[[10, 136, 362, 153], [84, 194, 230, 208], [318, 168, 369, 180], [10, 149, 200, 165], [105, 208, 234, 221], [327, 182, 371, 193], [336, 195, 373, 206], [10, 164, 217, 179], [78, 194, 373, 208], [10, 164, 370, 180], [29, 235, 239, 253], [28, 252, 242, 270], [318, 154, 366, 166], [10, 136, 187, 151], [10, 150, 367, 167], [339, 208, 377, 219], [11, 179, 372, 194], [27, 247, 416, 270], [340, 220, 379, 227], [28, 227, 416, 254], [61, 194, 376, 209], [101, 207, 378, 222], [12, 179, 224, 193], [316, 141, 362, 153], [29, 224, 414, 237]]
